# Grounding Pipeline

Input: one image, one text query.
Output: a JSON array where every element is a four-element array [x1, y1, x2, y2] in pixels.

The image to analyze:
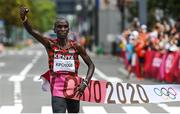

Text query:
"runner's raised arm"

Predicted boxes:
[[19, 6, 50, 48]]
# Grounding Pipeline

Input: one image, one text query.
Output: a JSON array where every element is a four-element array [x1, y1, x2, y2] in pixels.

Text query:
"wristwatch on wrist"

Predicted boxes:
[[22, 16, 27, 23], [82, 79, 88, 87]]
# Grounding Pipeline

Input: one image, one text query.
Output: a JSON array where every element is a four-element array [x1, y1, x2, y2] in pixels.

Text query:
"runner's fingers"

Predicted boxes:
[[76, 91, 83, 98], [76, 91, 80, 97], [75, 88, 81, 97], [19, 6, 29, 15]]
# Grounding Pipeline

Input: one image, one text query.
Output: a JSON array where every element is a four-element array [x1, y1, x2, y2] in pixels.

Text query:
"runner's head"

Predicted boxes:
[[54, 18, 69, 39]]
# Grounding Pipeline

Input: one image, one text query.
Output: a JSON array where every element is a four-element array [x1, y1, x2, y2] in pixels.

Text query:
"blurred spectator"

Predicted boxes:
[[135, 25, 149, 77], [125, 35, 135, 79], [175, 17, 180, 47], [130, 17, 140, 31]]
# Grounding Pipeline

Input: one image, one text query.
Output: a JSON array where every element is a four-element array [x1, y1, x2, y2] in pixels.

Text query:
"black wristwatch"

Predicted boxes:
[[82, 79, 88, 87]]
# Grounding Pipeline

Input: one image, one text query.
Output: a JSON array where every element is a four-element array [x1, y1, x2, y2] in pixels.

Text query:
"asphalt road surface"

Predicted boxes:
[[0, 44, 180, 114]]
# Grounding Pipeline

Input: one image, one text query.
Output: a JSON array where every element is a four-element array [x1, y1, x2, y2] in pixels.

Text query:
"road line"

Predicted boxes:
[[158, 104, 180, 114], [7, 51, 42, 113], [82, 106, 107, 114], [95, 68, 122, 82], [122, 106, 150, 114], [118, 67, 128, 76], [20, 63, 34, 76], [9, 75, 25, 82], [20, 51, 42, 76], [80, 75, 98, 80], [79, 57, 122, 82], [0, 105, 23, 114], [33, 75, 42, 82], [41, 106, 53, 114]]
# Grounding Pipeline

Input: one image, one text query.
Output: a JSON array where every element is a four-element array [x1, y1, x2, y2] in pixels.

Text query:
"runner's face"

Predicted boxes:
[[54, 20, 69, 39]]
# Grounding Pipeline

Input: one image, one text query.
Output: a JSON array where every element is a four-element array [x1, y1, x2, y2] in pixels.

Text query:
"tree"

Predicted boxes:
[[118, 0, 180, 30], [147, 0, 180, 28], [0, 0, 56, 39], [29, 0, 56, 32], [0, 0, 30, 38]]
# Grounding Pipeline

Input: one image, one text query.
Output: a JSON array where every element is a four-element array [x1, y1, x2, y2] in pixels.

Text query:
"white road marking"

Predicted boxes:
[[20, 63, 34, 76], [0, 62, 5, 67], [6, 51, 43, 113], [9, 75, 25, 82], [0, 105, 23, 114], [118, 67, 128, 75], [108, 76, 123, 82], [82, 106, 107, 114], [41, 106, 53, 114], [80, 75, 98, 80], [33, 75, 42, 82], [158, 104, 180, 114], [14, 82, 23, 107], [95, 68, 122, 82], [122, 106, 150, 114], [79, 57, 122, 82], [0, 104, 177, 114]]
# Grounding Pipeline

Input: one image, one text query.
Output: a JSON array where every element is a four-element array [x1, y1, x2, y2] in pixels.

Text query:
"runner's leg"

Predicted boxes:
[[51, 96, 67, 113], [67, 98, 80, 113]]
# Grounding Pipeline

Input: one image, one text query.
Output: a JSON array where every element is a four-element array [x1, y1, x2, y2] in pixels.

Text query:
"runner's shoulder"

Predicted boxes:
[[68, 39, 82, 54]]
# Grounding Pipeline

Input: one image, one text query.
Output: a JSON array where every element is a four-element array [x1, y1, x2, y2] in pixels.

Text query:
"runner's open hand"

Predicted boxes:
[[19, 5, 29, 20]]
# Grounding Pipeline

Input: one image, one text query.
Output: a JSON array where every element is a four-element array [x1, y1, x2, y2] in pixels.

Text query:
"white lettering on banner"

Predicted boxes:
[[53, 53, 75, 72], [152, 58, 162, 67], [165, 55, 173, 72], [61, 77, 180, 104]]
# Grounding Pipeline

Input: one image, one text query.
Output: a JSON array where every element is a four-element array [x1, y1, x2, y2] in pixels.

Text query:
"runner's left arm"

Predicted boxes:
[[75, 44, 95, 97], [78, 45, 95, 83]]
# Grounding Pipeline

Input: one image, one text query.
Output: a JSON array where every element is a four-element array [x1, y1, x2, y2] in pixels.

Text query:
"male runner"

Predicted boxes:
[[19, 6, 95, 113]]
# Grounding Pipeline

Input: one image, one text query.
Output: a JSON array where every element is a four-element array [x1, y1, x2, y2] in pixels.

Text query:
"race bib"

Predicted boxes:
[[53, 53, 75, 72]]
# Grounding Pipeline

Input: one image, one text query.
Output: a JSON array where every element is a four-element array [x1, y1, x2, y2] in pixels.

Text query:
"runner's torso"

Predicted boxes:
[[46, 39, 80, 96], [47, 39, 80, 76]]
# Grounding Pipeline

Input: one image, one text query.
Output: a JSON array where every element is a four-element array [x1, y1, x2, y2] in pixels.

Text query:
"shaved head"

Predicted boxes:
[[54, 17, 69, 28], [54, 17, 69, 39]]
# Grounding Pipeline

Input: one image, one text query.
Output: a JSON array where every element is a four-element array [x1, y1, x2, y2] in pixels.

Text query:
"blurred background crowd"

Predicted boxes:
[[113, 17, 180, 83]]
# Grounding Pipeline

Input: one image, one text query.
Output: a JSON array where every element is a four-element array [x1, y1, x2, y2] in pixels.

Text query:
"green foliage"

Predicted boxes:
[[0, 0, 56, 37], [147, 0, 180, 28], [29, 0, 56, 32], [127, 0, 180, 29]]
